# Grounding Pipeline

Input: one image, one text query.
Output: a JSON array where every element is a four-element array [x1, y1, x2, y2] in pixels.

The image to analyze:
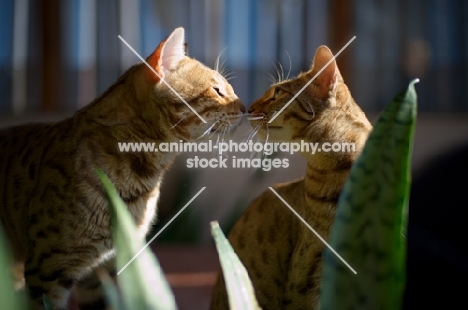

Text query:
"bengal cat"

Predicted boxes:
[[211, 46, 372, 309], [0, 27, 244, 309]]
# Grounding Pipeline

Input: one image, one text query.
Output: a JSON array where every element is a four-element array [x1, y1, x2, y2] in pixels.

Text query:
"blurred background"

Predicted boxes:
[[0, 0, 467, 309]]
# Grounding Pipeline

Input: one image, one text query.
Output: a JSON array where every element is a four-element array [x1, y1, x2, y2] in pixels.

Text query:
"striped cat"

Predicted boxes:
[[211, 46, 372, 309], [0, 27, 244, 309]]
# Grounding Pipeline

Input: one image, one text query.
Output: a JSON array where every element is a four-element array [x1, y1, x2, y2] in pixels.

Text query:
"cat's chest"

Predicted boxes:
[[129, 188, 160, 239], [128, 175, 163, 224], [74, 173, 162, 241], [289, 182, 336, 234]]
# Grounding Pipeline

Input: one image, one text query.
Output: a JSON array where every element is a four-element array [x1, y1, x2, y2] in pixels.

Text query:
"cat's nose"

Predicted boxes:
[[240, 103, 246, 113], [248, 105, 255, 114], [236, 99, 246, 113]]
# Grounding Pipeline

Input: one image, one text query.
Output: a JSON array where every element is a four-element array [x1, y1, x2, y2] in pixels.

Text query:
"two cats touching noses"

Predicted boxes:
[[0, 26, 371, 310]]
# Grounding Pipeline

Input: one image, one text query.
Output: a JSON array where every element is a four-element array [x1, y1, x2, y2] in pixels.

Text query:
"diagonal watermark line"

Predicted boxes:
[[117, 187, 207, 275], [268, 36, 357, 124], [268, 187, 357, 274], [118, 35, 207, 124]]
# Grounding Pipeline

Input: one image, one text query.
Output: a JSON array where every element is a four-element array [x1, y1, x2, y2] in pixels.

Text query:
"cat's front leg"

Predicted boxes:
[[24, 253, 74, 310], [74, 257, 116, 310]]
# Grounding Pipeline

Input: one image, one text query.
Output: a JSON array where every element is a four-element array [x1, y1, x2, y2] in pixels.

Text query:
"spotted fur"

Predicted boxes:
[[0, 27, 244, 310]]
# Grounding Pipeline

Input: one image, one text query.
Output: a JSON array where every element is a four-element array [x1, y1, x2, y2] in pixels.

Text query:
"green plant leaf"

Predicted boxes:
[[210, 221, 261, 310], [43, 294, 52, 310], [0, 223, 27, 310], [97, 270, 126, 310], [320, 79, 419, 310], [97, 170, 177, 310]]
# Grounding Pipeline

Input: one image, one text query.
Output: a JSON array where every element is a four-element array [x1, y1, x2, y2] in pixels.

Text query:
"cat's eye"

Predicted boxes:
[[272, 88, 280, 99], [213, 87, 225, 98]]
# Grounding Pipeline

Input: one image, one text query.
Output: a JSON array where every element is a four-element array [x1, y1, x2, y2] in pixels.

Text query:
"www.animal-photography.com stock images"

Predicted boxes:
[[0, 1, 466, 310]]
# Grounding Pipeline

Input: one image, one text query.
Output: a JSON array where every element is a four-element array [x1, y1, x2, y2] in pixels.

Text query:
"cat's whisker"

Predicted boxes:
[[246, 113, 264, 117], [306, 101, 315, 118], [225, 125, 231, 141], [264, 124, 270, 146], [247, 115, 265, 121], [278, 61, 285, 83], [223, 72, 237, 81], [220, 127, 227, 145], [211, 126, 228, 158], [215, 128, 221, 144], [170, 114, 190, 129], [214, 56, 221, 74], [223, 127, 229, 145], [219, 69, 230, 80], [267, 72, 277, 84], [209, 122, 226, 141], [226, 127, 232, 143], [221, 126, 230, 142], [230, 113, 252, 120], [305, 101, 316, 129], [285, 50, 292, 81], [245, 123, 263, 143], [249, 142, 260, 161], [219, 62, 229, 76], [212, 128, 222, 157], [219, 67, 229, 79], [214, 47, 228, 74], [223, 114, 248, 129], [226, 114, 245, 120], [269, 59, 283, 84], [213, 127, 222, 145], [262, 125, 271, 159], [219, 62, 227, 75], [245, 124, 261, 143], [210, 124, 233, 147], [213, 47, 236, 82], [193, 120, 221, 141]]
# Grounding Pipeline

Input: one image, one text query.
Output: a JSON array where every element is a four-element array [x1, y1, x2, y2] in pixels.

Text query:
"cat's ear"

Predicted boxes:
[[309, 45, 340, 98], [146, 27, 186, 83]]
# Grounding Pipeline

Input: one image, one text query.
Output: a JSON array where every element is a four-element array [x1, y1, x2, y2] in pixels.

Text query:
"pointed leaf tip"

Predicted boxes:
[[211, 221, 261, 310], [320, 79, 418, 310], [410, 78, 420, 88]]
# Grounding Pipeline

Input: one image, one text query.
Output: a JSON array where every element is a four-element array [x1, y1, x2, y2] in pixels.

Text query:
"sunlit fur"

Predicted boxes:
[[0, 27, 244, 310]]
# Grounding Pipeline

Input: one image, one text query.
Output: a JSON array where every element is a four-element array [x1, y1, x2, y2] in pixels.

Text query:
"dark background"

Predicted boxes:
[[0, 0, 467, 309]]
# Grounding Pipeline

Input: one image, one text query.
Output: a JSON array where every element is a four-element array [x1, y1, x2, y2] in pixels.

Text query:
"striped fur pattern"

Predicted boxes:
[[211, 46, 372, 310], [0, 27, 244, 310]]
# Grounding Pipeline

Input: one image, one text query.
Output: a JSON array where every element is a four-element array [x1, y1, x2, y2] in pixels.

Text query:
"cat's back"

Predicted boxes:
[[0, 121, 76, 248], [0, 122, 56, 201], [0, 122, 63, 162], [0, 121, 65, 185]]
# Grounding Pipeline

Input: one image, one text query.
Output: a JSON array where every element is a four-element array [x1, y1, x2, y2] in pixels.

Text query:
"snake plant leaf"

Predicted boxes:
[[43, 294, 52, 310], [0, 223, 27, 310], [97, 270, 126, 310], [320, 79, 419, 310], [210, 221, 261, 310], [97, 170, 177, 310]]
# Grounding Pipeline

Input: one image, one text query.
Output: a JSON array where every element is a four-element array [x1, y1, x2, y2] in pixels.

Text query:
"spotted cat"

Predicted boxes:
[[0, 27, 244, 309], [211, 45, 371, 310]]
